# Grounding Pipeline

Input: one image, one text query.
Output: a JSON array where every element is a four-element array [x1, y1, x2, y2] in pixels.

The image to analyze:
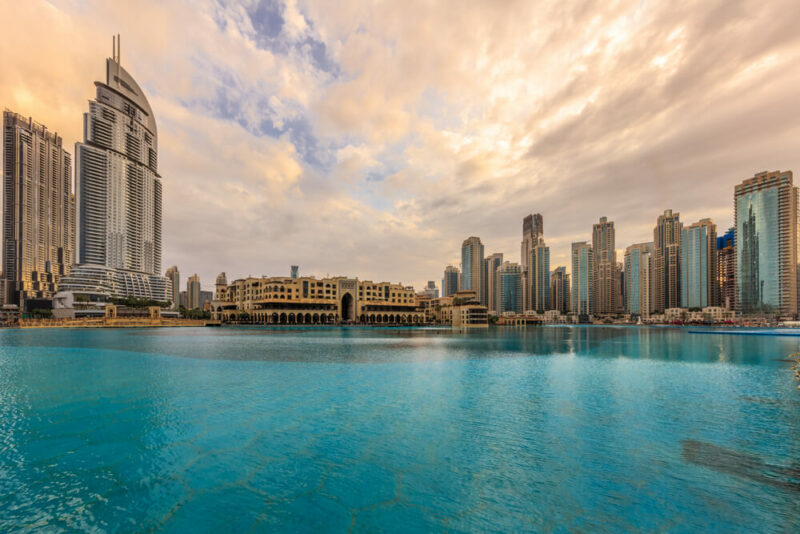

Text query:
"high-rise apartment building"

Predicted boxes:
[[520, 213, 543, 310], [187, 274, 201, 310], [653, 209, 682, 313], [520, 213, 543, 272], [571, 242, 594, 316], [624, 242, 653, 317], [2, 111, 74, 305], [716, 229, 735, 310], [592, 216, 616, 314], [165, 265, 180, 309], [496, 261, 522, 315], [530, 239, 550, 312], [735, 170, 798, 316], [483, 253, 503, 312], [550, 266, 570, 313], [443, 266, 460, 297], [681, 219, 718, 309], [58, 37, 168, 301], [461, 237, 485, 305], [616, 262, 625, 312]]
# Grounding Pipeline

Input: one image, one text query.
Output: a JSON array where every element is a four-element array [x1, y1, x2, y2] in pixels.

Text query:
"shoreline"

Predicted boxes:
[[14, 318, 214, 329], [5, 321, 800, 332]]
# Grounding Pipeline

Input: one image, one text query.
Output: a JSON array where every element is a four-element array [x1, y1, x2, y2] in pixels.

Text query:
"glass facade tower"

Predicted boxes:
[[530, 241, 550, 312], [680, 219, 718, 309], [550, 266, 570, 313], [624, 242, 653, 317], [443, 266, 460, 297], [461, 237, 485, 304], [571, 242, 594, 316], [734, 171, 798, 316], [716, 229, 735, 310], [497, 262, 522, 314]]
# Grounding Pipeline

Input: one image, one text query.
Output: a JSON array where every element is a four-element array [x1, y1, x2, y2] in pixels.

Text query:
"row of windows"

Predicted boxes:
[[219, 291, 415, 305]]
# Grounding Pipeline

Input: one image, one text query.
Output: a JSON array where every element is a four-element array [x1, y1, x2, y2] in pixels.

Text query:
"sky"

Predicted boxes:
[[2, 0, 800, 290]]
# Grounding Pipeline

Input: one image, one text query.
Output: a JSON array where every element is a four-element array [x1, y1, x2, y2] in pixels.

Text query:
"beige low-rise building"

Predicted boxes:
[[543, 310, 569, 324], [701, 306, 736, 322], [211, 275, 425, 325], [496, 314, 543, 326], [446, 290, 488, 327], [451, 304, 489, 327], [663, 306, 735, 323], [418, 295, 452, 323], [411, 290, 488, 327], [664, 308, 685, 322]]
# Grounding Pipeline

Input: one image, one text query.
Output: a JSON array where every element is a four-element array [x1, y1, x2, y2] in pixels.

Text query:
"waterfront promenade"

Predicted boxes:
[[17, 317, 213, 329]]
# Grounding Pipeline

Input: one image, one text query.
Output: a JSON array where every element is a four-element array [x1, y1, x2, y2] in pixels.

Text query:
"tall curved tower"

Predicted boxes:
[[58, 37, 167, 302]]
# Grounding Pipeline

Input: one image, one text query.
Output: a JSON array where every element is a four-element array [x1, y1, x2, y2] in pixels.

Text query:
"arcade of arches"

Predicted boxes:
[[212, 275, 426, 325], [215, 306, 425, 325]]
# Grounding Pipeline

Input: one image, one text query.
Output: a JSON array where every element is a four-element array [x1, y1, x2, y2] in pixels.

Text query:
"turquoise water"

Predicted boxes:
[[1, 326, 798, 532]]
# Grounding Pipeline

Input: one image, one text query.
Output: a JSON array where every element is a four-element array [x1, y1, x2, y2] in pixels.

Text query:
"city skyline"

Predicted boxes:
[[1, 1, 800, 289]]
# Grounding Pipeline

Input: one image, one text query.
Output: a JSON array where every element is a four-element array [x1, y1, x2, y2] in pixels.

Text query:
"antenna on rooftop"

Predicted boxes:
[[117, 34, 121, 64], [111, 34, 121, 63]]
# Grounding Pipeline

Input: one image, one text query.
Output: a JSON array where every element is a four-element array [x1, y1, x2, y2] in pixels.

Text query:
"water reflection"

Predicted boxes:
[[0, 327, 799, 531], [1, 326, 798, 365], [682, 440, 800, 493]]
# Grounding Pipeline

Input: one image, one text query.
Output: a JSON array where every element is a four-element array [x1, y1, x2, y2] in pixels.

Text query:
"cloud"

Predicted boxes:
[[1, 0, 799, 289]]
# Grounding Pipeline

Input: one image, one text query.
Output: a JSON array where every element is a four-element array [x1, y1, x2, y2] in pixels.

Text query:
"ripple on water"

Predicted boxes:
[[1, 326, 799, 532]]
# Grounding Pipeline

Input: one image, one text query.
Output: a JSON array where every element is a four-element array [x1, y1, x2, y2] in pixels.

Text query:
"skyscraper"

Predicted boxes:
[[550, 266, 570, 313], [187, 274, 201, 310], [496, 261, 522, 314], [423, 281, 439, 299], [165, 265, 180, 309], [653, 209, 682, 313], [483, 253, 503, 312], [681, 219, 718, 309], [571, 242, 594, 316], [624, 242, 653, 317], [290, 265, 299, 279], [443, 266, 460, 297], [2, 111, 74, 305], [461, 237, 484, 304], [716, 228, 735, 310], [58, 37, 168, 301], [520, 213, 543, 310], [592, 216, 616, 314], [520, 214, 543, 271], [530, 239, 550, 312], [735, 171, 798, 316]]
